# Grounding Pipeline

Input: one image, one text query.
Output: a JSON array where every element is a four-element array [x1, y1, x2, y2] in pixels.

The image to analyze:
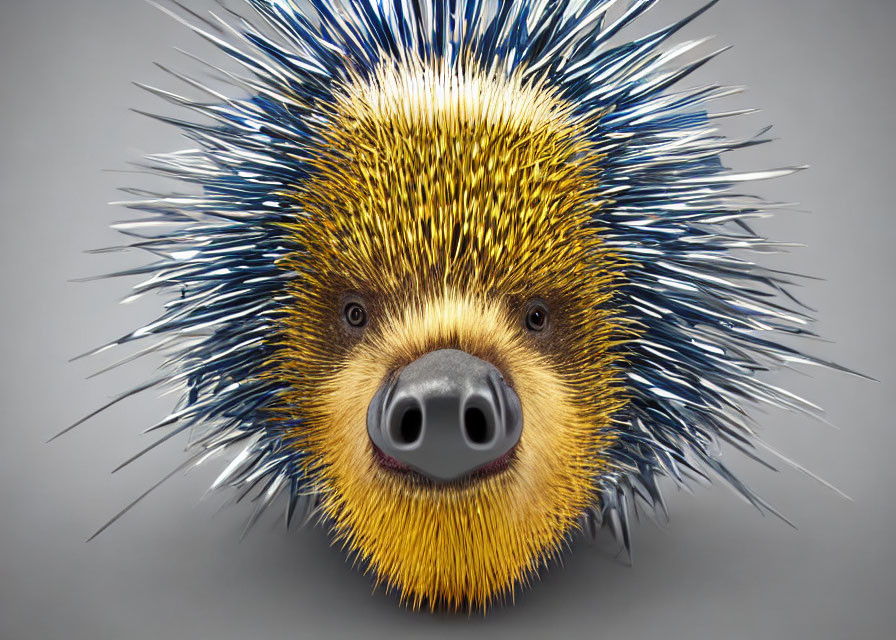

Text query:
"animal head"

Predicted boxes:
[[269, 63, 628, 606], [76, 0, 839, 612]]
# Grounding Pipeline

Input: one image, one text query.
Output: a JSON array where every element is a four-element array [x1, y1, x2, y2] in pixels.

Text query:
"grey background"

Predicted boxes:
[[1, 0, 894, 638]]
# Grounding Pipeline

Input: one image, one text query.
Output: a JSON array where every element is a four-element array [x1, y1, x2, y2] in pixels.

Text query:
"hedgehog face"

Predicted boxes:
[[268, 64, 627, 607]]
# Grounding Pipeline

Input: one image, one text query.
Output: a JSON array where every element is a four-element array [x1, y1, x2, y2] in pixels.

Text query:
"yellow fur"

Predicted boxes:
[[313, 293, 624, 609], [265, 61, 631, 609]]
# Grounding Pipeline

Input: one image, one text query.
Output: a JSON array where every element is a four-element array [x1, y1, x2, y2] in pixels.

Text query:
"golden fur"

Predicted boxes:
[[266, 61, 631, 609]]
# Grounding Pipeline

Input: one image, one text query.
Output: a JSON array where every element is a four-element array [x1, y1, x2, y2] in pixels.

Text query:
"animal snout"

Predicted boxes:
[[366, 349, 523, 482]]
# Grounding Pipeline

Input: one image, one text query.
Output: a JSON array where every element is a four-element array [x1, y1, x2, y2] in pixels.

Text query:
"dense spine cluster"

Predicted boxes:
[[71, 0, 844, 569]]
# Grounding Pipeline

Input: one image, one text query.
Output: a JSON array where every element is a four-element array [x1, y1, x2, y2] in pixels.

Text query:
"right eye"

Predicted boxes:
[[524, 301, 550, 333], [344, 302, 368, 328]]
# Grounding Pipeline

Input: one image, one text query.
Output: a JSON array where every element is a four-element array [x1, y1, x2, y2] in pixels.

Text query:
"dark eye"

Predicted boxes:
[[525, 303, 549, 332], [344, 302, 368, 328]]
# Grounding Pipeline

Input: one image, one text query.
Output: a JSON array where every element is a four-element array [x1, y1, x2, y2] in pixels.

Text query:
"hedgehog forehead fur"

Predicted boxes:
[[295, 63, 605, 295], [78, 0, 844, 615], [284, 61, 623, 348]]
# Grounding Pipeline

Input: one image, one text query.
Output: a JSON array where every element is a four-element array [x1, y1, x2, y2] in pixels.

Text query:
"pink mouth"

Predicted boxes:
[[371, 443, 515, 481]]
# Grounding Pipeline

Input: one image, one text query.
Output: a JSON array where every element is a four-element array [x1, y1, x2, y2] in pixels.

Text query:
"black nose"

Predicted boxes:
[[366, 349, 523, 483]]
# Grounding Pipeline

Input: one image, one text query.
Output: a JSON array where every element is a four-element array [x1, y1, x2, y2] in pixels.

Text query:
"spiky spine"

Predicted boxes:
[[74, 0, 843, 606]]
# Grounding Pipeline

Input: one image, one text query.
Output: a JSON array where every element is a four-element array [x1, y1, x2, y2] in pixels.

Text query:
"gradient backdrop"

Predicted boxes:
[[1, 1, 894, 638]]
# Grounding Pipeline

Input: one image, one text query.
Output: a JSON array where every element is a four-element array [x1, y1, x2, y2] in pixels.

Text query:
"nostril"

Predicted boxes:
[[397, 407, 423, 445], [463, 406, 492, 445]]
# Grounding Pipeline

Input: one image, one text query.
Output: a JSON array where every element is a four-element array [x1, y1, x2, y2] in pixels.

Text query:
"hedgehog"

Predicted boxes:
[[68, 0, 851, 612]]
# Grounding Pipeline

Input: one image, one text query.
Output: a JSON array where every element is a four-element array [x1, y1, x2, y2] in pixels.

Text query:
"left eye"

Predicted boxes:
[[344, 302, 368, 328], [525, 303, 549, 332]]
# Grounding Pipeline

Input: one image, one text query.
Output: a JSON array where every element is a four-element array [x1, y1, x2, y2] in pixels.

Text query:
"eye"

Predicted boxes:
[[525, 302, 549, 332], [344, 302, 368, 329]]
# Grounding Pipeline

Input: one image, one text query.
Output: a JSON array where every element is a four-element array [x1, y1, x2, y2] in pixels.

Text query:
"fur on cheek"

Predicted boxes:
[[295, 292, 618, 609]]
